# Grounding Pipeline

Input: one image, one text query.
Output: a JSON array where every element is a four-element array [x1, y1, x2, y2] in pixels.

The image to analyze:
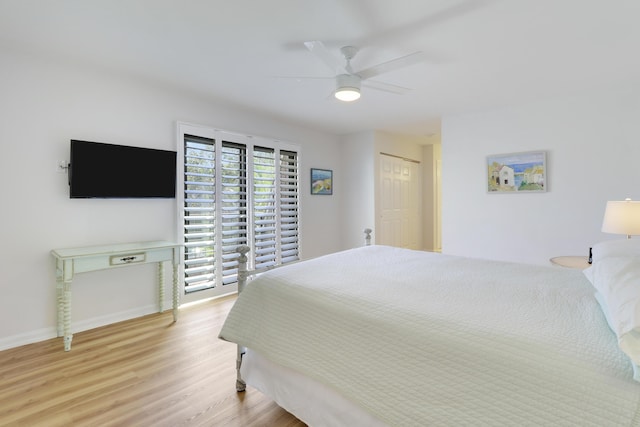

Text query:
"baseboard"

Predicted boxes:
[[0, 327, 57, 352], [0, 301, 172, 352]]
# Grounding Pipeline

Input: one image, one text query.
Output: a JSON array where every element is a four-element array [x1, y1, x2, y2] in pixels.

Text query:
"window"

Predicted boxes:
[[178, 124, 299, 301]]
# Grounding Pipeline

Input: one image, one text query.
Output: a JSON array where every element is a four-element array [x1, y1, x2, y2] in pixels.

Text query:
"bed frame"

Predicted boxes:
[[233, 228, 372, 392]]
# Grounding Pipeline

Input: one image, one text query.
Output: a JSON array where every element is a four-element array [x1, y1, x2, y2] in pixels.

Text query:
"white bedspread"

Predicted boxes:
[[219, 245, 640, 426]]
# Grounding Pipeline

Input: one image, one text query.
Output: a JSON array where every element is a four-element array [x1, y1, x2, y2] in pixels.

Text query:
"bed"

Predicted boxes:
[[219, 238, 640, 426]]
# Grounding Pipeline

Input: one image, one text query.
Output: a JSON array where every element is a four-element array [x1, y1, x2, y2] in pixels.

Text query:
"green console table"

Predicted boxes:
[[51, 241, 181, 351]]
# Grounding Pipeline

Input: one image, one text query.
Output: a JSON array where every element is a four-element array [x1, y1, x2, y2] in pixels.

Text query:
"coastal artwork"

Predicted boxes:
[[311, 168, 333, 195], [487, 151, 546, 193]]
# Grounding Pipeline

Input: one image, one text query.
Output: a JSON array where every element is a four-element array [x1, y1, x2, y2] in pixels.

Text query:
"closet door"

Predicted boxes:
[[378, 154, 421, 249]]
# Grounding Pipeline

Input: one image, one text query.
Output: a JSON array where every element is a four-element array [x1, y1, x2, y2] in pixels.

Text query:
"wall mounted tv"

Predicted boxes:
[[69, 140, 177, 198]]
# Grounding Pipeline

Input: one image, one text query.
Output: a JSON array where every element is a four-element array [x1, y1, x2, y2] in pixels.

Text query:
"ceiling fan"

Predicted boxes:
[[301, 41, 428, 102]]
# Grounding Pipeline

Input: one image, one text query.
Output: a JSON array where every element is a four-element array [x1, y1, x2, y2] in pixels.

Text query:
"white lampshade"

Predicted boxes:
[[601, 198, 640, 238], [334, 74, 361, 102]]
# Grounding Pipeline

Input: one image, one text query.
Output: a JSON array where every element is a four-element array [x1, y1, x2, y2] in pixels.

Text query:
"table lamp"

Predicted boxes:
[[601, 198, 640, 239]]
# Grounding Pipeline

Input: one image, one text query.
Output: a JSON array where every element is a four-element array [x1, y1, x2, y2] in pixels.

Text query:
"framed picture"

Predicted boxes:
[[487, 151, 546, 193], [311, 168, 333, 195]]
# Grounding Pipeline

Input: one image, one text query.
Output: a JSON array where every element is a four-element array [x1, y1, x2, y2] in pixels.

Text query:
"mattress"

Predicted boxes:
[[220, 245, 640, 426]]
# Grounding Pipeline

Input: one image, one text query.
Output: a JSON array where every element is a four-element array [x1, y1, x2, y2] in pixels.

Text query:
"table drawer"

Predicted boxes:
[[110, 253, 146, 266]]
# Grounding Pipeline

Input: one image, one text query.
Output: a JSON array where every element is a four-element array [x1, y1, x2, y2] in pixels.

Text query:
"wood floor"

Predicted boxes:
[[0, 295, 306, 427]]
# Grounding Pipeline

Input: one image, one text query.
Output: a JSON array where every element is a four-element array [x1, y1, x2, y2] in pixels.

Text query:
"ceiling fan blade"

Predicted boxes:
[[357, 51, 428, 80], [349, 0, 495, 49], [363, 80, 411, 95], [304, 40, 347, 74], [270, 75, 333, 81]]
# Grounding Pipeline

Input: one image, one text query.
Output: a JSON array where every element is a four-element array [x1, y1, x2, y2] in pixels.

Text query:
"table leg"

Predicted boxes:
[[172, 261, 179, 322], [158, 261, 165, 313], [63, 280, 73, 351], [56, 270, 64, 337]]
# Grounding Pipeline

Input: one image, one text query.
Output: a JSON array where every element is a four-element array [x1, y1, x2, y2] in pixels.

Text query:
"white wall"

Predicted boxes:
[[340, 131, 376, 249], [441, 90, 640, 265], [340, 130, 432, 250], [0, 49, 343, 349], [422, 141, 441, 252]]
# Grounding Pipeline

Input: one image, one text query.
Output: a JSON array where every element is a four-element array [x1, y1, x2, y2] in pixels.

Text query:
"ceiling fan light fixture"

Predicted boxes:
[[335, 74, 361, 102], [335, 87, 360, 102]]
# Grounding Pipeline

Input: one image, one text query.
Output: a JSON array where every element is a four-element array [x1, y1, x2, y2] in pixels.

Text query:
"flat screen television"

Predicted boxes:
[[69, 140, 177, 198]]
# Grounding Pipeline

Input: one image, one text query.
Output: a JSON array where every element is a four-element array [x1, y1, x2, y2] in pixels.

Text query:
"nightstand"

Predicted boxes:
[[550, 256, 591, 270]]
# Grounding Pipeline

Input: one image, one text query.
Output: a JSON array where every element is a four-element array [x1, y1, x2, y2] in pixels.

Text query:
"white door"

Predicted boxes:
[[379, 154, 421, 249]]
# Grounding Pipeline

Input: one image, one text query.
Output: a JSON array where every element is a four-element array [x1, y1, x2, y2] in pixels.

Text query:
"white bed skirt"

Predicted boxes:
[[241, 349, 387, 427]]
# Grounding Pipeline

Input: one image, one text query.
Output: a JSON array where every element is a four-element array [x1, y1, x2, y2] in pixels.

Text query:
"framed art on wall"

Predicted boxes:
[[487, 151, 546, 193], [311, 168, 333, 195]]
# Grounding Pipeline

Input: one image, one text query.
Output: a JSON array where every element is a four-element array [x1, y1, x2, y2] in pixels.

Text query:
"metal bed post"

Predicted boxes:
[[233, 231, 371, 392], [235, 244, 250, 392], [364, 228, 372, 246]]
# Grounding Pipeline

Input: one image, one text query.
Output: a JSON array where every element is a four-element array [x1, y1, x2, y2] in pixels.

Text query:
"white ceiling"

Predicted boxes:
[[1, 0, 639, 137]]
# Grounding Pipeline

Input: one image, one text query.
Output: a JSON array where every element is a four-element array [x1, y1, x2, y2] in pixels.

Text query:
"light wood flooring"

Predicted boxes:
[[0, 295, 306, 426]]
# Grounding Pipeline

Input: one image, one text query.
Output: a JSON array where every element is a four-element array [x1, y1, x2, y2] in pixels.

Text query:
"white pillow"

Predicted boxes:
[[591, 239, 640, 263], [594, 290, 640, 380], [591, 255, 640, 379]]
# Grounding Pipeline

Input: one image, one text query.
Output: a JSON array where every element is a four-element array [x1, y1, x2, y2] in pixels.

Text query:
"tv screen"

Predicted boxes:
[[69, 140, 177, 198]]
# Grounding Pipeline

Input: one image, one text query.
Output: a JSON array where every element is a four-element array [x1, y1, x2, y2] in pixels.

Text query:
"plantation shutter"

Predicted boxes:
[[220, 142, 248, 285], [252, 147, 277, 269], [179, 123, 300, 300], [279, 150, 299, 264], [183, 135, 216, 293], [252, 147, 299, 269]]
